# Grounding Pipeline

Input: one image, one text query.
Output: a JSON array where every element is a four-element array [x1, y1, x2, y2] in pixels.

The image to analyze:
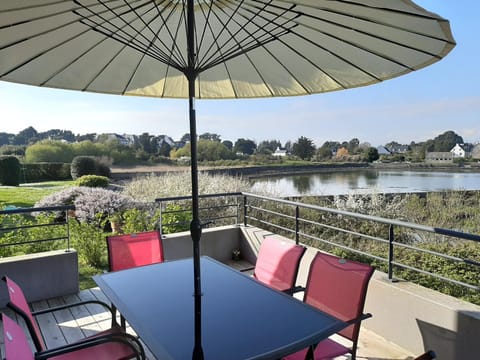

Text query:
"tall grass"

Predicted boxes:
[[122, 171, 252, 201]]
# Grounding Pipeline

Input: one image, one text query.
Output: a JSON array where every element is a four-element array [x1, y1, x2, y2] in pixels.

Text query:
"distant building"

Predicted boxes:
[[376, 146, 391, 155], [98, 133, 134, 146], [450, 143, 467, 158], [273, 147, 287, 157], [471, 144, 480, 160], [386, 144, 409, 153], [425, 152, 453, 164]]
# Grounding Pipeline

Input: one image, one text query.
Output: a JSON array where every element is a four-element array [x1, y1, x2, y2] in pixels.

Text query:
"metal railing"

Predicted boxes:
[[157, 192, 480, 294], [0, 205, 75, 254]]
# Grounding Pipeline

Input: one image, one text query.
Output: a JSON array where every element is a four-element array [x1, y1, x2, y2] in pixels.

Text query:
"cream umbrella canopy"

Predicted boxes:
[[0, 1, 454, 358]]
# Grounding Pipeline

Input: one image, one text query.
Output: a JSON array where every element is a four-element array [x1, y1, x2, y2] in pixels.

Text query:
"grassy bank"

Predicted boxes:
[[0, 181, 74, 208]]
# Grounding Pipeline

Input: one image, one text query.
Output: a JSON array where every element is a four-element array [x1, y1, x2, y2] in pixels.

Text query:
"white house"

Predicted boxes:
[[450, 143, 466, 158], [273, 147, 287, 157]]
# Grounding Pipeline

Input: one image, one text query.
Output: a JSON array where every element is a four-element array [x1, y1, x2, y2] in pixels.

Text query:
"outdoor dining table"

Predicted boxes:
[[93, 256, 348, 360]]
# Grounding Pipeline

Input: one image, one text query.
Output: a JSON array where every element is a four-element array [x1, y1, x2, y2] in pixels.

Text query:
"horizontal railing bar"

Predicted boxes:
[[155, 192, 242, 202], [299, 231, 387, 263], [0, 236, 68, 248], [298, 217, 389, 244], [247, 205, 296, 221], [0, 205, 74, 215], [243, 192, 480, 243], [1, 222, 67, 232]]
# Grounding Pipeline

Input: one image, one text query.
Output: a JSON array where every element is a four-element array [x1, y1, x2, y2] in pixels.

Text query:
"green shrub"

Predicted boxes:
[[0, 155, 21, 186], [75, 175, 110, 188], [71, 156, 111, 180], [71, 156, 96, 180], [22, 162, 71, 182]]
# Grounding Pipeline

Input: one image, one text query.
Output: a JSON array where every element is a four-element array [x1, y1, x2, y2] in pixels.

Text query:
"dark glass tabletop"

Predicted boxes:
[[94, 256, 346, 360]]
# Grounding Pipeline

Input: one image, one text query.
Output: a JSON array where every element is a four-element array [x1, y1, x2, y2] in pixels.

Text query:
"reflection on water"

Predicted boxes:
[[251, 170, 480, 196]]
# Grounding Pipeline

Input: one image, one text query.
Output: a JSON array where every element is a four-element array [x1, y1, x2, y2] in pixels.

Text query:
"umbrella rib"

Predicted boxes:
[[229, 2, 381, 85], [115, 0, 187, 68], [74, 0, 185, 69], [194, 0, 247, 69], [198, 0, 299, 72], [256, 0, 455, 52], [0, 1, 167, 78], [0, 0, 75, 28], [240, 1, 433, 74]]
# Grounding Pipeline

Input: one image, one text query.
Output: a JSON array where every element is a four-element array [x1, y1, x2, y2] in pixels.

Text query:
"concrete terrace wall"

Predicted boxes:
[[0, 249, 79, 307], [238, 226, 480, 360]]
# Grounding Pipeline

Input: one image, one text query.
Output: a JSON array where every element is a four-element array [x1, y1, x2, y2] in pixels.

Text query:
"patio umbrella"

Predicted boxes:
[[0, 1, 454, 358]]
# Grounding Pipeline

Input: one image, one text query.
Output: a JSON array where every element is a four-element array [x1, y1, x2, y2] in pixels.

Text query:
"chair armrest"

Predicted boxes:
[[282, 285, 305, 296], [31, 300, 120, 328], [239, 266, 254, 272], [34, 332, 145, 360], [345, 312, 372, 326], [32, 299, 114, 316]]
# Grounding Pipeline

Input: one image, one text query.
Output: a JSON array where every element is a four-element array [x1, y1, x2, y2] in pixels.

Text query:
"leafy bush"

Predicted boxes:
[[75, 175, 110, 188], [22, 162, 71, 182], [71, 156, 111, 180], [69, 215, 108, 268], [0, 155, 21, 186], [71, 156, 96, 180]]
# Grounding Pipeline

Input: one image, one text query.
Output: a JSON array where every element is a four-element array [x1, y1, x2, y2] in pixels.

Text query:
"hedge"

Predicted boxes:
[[22, 163, 71, 183]]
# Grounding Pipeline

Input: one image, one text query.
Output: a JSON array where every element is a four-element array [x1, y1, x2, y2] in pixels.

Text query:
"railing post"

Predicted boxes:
[[295, 205, 299, 245], [66, 208, 71, 252], [388, 224, 394, 281], [158, 201, 164, 234], [243, 195, 247, 226]]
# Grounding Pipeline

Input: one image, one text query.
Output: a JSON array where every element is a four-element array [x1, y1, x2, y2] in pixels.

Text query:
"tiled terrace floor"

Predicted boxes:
[[1, 286, 416, 360]]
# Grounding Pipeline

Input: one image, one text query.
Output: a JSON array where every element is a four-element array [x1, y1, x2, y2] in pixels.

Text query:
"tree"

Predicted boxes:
[[199, 132, 221, 142], [315, 147, 332, 161], [292, 136, 315, 160], [234, 138, 256, 155], [15, 126, 38, 145], [347, 138, 360, 154], [432, 130, 463, 152], [138, 132, 155, 154], [197, 140, 233, 161], [180, 133, 191, 143], [257, 140, 281, 155], [335, 147, 349, 160], [25, 140, 74, 163], [362, 147, 379, 162], [0, 132, 13, 146], [222, 140, 233, 150]]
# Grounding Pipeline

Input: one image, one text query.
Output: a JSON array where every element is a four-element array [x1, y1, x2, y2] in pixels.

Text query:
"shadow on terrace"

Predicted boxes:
[[1, 193, 479, 359]]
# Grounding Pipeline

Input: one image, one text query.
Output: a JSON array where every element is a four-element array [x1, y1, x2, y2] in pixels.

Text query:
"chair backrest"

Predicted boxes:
[[2, 313, 35, 360], [253, 237, 306, 292], [107, 230, 165, 272], [2, 276, 45, 352], [304, 252, 374, 342]]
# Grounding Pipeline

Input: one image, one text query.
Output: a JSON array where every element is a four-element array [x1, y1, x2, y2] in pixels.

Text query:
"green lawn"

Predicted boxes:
[[0, 181, 74, 208]]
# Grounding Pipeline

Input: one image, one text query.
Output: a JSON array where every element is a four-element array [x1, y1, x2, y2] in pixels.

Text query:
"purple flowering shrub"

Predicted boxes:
[[35, 186, 139, 223]]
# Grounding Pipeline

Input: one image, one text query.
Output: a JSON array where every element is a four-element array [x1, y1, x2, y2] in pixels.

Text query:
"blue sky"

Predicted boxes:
[[0, 1, 478, 147]]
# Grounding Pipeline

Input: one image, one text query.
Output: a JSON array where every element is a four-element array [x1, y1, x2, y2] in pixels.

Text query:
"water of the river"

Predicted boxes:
[[250, 169, 480, 196]]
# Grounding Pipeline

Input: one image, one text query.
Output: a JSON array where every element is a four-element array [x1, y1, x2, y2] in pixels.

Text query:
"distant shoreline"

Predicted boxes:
[[111, 162, 480, 180]]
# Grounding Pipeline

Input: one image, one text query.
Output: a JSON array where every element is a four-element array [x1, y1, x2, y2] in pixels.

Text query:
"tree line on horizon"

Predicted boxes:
[[0, 127, 471, 165]]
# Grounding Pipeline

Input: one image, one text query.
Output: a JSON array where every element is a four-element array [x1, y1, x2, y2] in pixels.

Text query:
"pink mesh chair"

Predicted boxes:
[[2, 312, 143, 360], [106, 230, 164, 272], [246, 237, 306, 293], [106, 230, 164, 328], [284, 252, 374, 360], [2, 277, 145, 359]]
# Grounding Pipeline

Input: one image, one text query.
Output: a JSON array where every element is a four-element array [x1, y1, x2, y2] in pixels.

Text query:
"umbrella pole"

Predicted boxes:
[[186, 1, 204, 360]]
